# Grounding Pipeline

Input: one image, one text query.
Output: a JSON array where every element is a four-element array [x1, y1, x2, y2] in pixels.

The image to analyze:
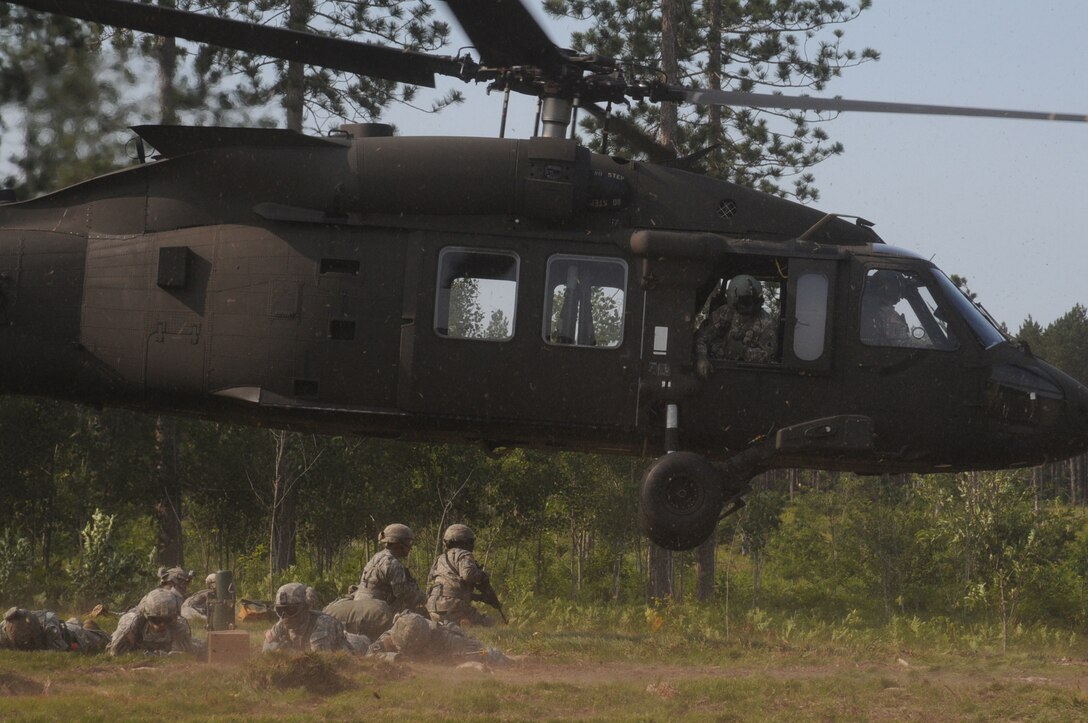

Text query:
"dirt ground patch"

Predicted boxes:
[[0, 670, 47, 696], [393, 654, 1088, 690], [3, 649, 1088, 720]]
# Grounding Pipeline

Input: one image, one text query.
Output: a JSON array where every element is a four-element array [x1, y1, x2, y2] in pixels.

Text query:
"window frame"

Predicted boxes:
[[858, 266, 959, 352], [433, 246, 520, 343], [541, 253, 629, 350], [782, 258, 836, 371]]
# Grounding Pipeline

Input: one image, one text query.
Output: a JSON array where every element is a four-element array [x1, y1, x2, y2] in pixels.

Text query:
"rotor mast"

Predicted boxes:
[[539, 97, 573, 138]]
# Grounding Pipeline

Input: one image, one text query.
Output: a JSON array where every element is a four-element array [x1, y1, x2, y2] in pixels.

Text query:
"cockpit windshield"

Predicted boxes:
[[930, 269, 1007, 349], [860, 268, 957, 350]]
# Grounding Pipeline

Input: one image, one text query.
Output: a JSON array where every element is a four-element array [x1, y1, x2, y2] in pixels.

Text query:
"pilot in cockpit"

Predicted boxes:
[[860, 270, 912, 346]]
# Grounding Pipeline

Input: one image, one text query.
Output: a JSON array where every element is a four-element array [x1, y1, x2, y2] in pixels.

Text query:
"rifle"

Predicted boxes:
[[472, 583, 508, 624]]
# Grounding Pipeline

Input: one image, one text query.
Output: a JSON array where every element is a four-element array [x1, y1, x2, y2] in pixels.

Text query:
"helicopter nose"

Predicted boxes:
[[1036, 360, 1088, 460], [983, 359, 1088, 465]]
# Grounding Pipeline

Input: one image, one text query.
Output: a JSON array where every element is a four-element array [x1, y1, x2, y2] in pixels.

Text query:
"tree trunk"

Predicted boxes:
[[752, 549, 764, 607], [706, 0, 722, 145], [534, 526, 544, 595], [285, 0, 307, 132], [659, 0, 679, 151], [648, 541, 674, 602], [154, 415, 184, 567], [269, 431, 299, 574], [696, 532, 716, 601], [1069, 457, 1076, 506], [156, 0, 179, 125]]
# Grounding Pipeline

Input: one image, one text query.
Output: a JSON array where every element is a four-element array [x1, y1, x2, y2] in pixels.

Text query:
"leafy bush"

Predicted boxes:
[[0, 529, 34, 600], [67, 508, 148, 609]]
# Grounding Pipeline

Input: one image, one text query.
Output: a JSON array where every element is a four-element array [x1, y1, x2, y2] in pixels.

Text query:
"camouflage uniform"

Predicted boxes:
[[357, 548, 426, 614], [108, 589, 196, 657], [262, 610, 353, 653], [366, 611, 491, 663], [181, 589, 215, 624], [0, 607, 109, 653], [63, 619, 111, 653], [426, 548, 495, 627], [323, 595, 393, 640], [262, 581, 355, 654], [860, 298, 912, 346], [694, 304, 777, 363]]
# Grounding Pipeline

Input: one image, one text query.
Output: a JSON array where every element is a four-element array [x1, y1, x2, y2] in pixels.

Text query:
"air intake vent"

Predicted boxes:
[[717, 199, 738, 219], [339, 123, 393, 138], [320, 258, 360, 275]]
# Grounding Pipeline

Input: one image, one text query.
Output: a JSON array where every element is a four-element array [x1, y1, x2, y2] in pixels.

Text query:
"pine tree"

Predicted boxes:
[[0, 8, 134, 195], [544, 0, 878, 199], [212, 1, 461, 132]]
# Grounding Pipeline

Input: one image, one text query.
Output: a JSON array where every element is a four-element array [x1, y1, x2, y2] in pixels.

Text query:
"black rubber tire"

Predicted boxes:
[[638, 451, 724, 551]]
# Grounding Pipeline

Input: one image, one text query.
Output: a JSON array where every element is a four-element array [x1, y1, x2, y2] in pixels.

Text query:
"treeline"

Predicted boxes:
[[2, 299, 1088, 642]]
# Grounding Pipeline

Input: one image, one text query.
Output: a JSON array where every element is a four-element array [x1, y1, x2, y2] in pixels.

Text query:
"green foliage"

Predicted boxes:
[[0, 8, 132, 195], [448, 277, 485, 338], [67, 509, 149, 608], [0, 529, 33, 600], [209, 1, 461, 131]]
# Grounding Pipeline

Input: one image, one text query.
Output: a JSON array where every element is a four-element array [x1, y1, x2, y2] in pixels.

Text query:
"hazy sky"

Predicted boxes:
[[387, 1, 1088, 330]]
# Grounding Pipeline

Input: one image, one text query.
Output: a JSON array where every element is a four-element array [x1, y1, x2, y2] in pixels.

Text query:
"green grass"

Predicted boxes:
[[2, 615, 1087, 720]]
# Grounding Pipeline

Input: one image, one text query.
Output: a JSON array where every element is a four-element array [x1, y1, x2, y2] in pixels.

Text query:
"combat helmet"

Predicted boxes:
[[867, 269, 905, 304], [726, 274, 763, 314], [390, 612, 432, 654], [442, 524, 476, 550], [205, 573, 217, 588], [2, 607, 45, 650], [159, 567, 194, 589], [140, 588, 181, 622], [379, 523, 414, 548], [274, 582, 310, 622]]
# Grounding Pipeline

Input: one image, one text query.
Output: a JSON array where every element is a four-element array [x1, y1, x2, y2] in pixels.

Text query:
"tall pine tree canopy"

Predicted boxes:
[[201, 1, 461, 132], [544, 0, 879, 199]]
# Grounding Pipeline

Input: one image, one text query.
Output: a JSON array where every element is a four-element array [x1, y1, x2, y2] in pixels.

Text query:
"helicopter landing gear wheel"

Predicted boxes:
[[639, 451, 724, 551]]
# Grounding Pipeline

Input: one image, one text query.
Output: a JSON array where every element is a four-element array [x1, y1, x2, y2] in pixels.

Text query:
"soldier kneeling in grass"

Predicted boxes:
[[1, 607, 110, 653], [263, 582, 369, 655], [426, 524, 504, 628]]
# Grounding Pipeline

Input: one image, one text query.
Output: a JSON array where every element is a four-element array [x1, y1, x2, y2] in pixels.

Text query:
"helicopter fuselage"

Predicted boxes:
[[1, 127, 1086, 482]]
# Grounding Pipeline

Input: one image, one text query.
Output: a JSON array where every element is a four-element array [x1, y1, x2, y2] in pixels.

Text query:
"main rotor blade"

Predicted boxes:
[[445, 0, 567, 72], [8, 0, 465, 87], [672, 88, 1088, 123]]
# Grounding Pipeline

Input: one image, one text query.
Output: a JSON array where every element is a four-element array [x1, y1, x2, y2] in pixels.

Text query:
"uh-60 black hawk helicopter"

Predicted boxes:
[[2, 0, 1088, 551]]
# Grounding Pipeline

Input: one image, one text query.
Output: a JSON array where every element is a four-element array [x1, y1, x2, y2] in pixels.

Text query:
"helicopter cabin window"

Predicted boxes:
[[434, 248, 519, 341], [543, 255, 627, 348], [860, 268, 957, 350], [792, 272, 829, 361], [694, 273, 783, 365]]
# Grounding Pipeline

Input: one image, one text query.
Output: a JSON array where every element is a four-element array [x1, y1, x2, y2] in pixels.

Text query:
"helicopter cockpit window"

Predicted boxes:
[[435, 248, 519, 341], [930, 269, 1007, 349], [543, 255, 627, 348], [860, 269, 957, 350]]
